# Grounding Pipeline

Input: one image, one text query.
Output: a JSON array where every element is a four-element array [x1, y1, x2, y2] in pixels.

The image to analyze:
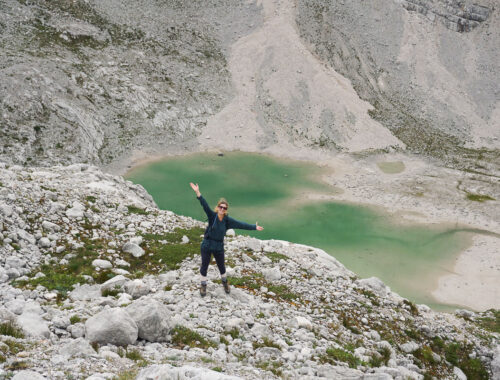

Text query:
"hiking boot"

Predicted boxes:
[[222, 279, 230, 294], [200, 283, 207, 297]]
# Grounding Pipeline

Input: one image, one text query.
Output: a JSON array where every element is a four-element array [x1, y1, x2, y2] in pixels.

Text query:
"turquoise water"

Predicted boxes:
[[126, 152, 472, 309]]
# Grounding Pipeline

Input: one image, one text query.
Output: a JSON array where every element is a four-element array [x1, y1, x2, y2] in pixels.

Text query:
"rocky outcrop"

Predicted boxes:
[[400, 0, 491, 32], [0, 0, 262, 167], [0, 163, 497, 379]]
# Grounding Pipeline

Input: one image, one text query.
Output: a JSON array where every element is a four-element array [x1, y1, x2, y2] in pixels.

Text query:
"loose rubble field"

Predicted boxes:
[[0, 163, 498, 379]]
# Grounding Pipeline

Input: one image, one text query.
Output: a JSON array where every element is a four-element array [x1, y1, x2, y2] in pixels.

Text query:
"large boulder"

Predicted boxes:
[[124, 279, 150, 299], [125, 299, 171, 342], [122, 242, 145, 258], [12, 370, 47, 380], [16, 312, 50, 339], [58, 337, 97, 358], [85, 308, 138, 346], [136, 364, 244, 380]]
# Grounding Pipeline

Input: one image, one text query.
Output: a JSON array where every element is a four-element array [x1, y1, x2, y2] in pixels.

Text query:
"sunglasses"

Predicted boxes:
[[218, 205, 228, 210]]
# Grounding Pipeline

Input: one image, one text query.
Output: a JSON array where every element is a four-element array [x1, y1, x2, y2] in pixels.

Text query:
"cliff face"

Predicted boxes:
[[295, 0, 499, 172], [0, 163, 498, 379], [0, 0, 262, 166]]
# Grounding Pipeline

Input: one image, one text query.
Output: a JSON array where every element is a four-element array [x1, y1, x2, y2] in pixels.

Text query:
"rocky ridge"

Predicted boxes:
[[0, 163, 498, 379]]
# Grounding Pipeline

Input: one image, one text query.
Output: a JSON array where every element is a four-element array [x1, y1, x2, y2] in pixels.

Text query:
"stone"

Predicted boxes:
[[0, 203, 13, 217], [100, 275, 128, 291], [59, 337, 97, 358], [69, 284, 102, 301], [355, 277, 390, 297], [85, 307, 138, 346], [290, 316, 313, 330], [122, 242, 145, 258], [125, 299, 171, 342], [262, 267, 281, 281], [53, 316, 71, 329], [136, 364, 244, 380], [124, 279, 150, 299], [5, 299, 25, 315], [181, 235, 189, 244], [400, 341, 419, 353], [17, 312, 50, 338], [17, 229, 35, 244], [68, 323, 86, 339], [38, 237, 52, 248], [42, 220, 60, 232], [12, 370, 47, 380], [453, 366, 467, 380], [224, 317, 245, 331], [92, 259, 112, 269]]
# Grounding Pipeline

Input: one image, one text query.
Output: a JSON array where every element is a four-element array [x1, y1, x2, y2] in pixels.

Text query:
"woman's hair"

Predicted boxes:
[[214, 198, 229, 213]]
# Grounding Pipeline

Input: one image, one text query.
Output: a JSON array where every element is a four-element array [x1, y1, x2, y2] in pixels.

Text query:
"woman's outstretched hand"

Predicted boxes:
[[256, 222, 264, 231], [190, 182, 201, 197]]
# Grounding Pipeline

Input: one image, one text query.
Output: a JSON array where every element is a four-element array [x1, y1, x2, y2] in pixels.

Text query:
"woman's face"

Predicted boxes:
[[217, 203, 228, 216]]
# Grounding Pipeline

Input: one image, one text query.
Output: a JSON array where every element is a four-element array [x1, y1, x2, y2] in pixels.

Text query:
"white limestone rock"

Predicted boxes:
[[124, 279, 150, 299], [356, 277, 390, 297], [59, 337, 97, 358], [122, 242, 145, 258], [85, 307, 138, 346], [92, 259, 112, 269], [100, 275, 128, 291], [17, 312, 50, 338], [262, 267, 281, 281], [136, 364, 244, 380], [125, 298, 171, 342], [12, 370, 47, 380]]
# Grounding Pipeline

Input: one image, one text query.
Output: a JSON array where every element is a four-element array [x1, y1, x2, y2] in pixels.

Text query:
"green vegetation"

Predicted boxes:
[[171, 325, 216, 349], [216, 271, 299, 303], [127, 205, 149, 215], [444, 342, 488, 380], [85, 195, 97, 203], [101, 287, 121, 297], [69, 315, 81, 324], [265, 252, 288, 263], [0, 322, 25, 339], [125, 349, 144, 361], [253, 337, 280, 350], [211, 367, 223, 372], [370, 346, 391, 367], [12, 236, 114, 297], [256, 360, 282, 377], [112, 369, 139, 380], [476, 309, 500, 333], [127, 227, 204, 274], [5, 361, 30, 371], [466, 193, 495, 202], [321, 347, 361, 369], [227, 328, 240, 340]]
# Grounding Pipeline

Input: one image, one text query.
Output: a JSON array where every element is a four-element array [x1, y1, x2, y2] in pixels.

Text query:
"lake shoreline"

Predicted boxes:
[[115, 147, 499, 312]]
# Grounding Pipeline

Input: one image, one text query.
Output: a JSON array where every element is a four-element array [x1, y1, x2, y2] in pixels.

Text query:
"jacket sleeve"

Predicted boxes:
[[227, 216, 256, 231], [197, 196, 215, 220]]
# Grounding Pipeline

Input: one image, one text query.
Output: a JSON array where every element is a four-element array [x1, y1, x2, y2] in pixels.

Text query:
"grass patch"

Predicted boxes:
[[13, 236, 116, 298], [85, 195, 97, 203], [444, 342, 488, 380], [265, 252, 288, 262], [101, 288, 120, 297], [0, 322, 25, 339], [227, 328, 240, 340], [126, 227, 204, 274], [2, 339, 26, 355], [256, 361, 282, 377], [476, 309, 500, 333], [171, 325, 216, 349], [112, 369, 139, 380], [5, 361, 30, 371], [321, 347, 361, 369], [70, 315, 81, 324], [466, 193, 495, 202], [125, 349, 144, 361], [253, 337, 280, 350], [127, 205, 149, 215], [211, 367, 223, 372]]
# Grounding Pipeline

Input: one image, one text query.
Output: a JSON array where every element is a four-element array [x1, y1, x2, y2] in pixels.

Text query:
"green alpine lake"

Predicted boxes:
[[126, 152, 474, 310]]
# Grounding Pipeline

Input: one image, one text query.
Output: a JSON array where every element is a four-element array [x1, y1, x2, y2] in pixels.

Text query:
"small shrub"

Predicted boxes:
[[125, 349, 144, 361], [0, 322, 25, 338], [69, 315, 81, 324], [171, 325, 216, 349], [466, 193, 495, 202], [265, 252, 288, 262], [127, 205, 148, 215], [321, 347, 360, 369], [228, 328, 240, 340], [101, 288, 120, 297]]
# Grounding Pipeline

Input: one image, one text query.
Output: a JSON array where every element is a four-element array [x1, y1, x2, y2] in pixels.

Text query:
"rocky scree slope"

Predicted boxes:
[[295, 0, 499, 175], [0, 163, 498, 379], [0, 0, 262, 167]]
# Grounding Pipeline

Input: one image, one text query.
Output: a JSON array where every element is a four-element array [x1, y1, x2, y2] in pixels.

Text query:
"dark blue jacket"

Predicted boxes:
[[197, 195, 256, 252]]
